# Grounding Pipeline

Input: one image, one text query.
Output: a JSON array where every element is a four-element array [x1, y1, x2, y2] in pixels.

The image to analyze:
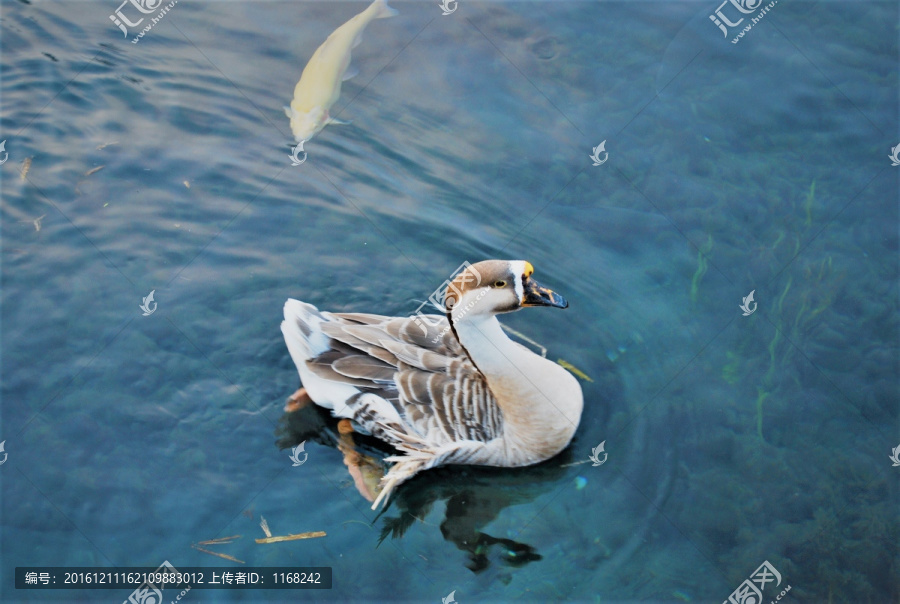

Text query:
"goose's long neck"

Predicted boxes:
[[453, 314, 582, 463]]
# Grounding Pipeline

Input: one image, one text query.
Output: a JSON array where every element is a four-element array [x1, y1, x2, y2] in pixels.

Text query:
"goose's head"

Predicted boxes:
[[445, 260, 567, 324]]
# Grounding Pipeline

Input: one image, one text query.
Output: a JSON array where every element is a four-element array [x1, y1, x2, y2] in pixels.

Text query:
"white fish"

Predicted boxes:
[[285, 0, 397, 143]]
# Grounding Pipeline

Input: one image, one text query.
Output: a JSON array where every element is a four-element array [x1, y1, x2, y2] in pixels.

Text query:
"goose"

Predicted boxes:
[[281, 260, 584, 509]]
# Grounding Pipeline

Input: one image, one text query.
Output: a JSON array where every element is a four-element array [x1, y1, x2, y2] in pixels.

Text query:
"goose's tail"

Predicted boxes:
[[281, 299, 331, 367], [371, 456, 429, 510], [368, 425, 435, 509], [370, 428, 467, 509]]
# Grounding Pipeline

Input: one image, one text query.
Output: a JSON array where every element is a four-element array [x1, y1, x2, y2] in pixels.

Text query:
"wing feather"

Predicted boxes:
[[300, 309, 503, 447], [333, 312, 388, 325], [319, 321, 398, 366], [305, 351, 375, 387], [332, 355, 395, 382]]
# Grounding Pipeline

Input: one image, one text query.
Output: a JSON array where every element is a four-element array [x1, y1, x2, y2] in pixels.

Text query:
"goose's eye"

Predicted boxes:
[[493, 280, 507, 288]]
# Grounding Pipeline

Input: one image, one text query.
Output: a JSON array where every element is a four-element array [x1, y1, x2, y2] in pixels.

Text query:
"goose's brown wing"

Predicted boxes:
[[307, 312, 503, 445]]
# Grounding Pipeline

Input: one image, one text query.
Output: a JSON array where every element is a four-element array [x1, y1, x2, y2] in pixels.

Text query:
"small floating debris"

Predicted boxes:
[[183, 180, 191, 188], [341, 520, 373, 530], [557, 359, 593, 382], [96, 141, 118, 150], [195, 535, 241, 546], [84, 165, 104, 177], [255, 531, 326, 545], [260, 516, 272, 538], [20, 157, 32, 180], [256, 515, 326, 544], [574, 476, 587, 490], [560, 459, 591, 468], [191, 533, 244, 563], [33, 214, 46, 232], [190, 544, 245, 564]]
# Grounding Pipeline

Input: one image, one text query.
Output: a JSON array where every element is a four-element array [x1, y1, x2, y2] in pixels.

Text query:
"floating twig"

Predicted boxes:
[[557, 359, 594, 382], [195, 535, 241, 546], [559, 459, 592, 468], [190, 544, 245, 564], [255, 531, 326, 545]]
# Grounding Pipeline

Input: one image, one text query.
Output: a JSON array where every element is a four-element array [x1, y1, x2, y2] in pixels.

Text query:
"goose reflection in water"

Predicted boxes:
[[275, 399, 577, 573]]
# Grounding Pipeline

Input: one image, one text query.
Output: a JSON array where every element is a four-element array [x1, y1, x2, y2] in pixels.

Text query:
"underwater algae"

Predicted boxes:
[[690, 234, 714, 303], [803, 180, 815, 227]]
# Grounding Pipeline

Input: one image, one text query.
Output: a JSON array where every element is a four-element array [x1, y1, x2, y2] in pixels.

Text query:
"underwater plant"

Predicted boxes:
[[690, 234, 713, 303]]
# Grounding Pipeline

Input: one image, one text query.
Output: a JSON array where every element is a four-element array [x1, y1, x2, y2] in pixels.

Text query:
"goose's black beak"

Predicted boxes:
[[521, 278, 568, 309]]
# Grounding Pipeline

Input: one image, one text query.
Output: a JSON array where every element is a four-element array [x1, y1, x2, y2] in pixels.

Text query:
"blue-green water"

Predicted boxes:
[[1, 1, 897, 602]]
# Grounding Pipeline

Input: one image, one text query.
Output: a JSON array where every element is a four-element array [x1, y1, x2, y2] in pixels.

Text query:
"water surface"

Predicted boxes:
[[1, 1, 897, 602]]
